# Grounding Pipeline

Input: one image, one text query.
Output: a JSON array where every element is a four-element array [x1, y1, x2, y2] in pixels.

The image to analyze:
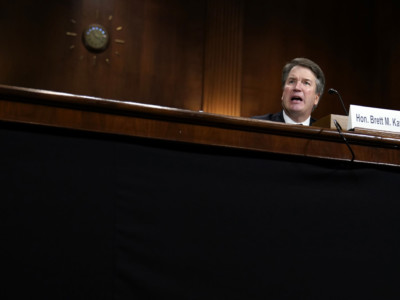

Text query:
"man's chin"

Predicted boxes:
[[287, 105, 304, 113]]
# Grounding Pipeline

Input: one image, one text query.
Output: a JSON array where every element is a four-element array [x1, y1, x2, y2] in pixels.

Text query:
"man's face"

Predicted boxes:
[[281, 66, 320, 122]]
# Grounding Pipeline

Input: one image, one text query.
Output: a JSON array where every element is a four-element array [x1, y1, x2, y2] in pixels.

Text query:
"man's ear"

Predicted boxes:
[[314, 94, 320, 106], [312, 94, 320, 112]]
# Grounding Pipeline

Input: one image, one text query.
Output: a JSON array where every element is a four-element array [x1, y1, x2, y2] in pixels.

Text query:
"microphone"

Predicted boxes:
[[333, 119, 355, 162], [328, 88, 348, 116], [329, 89, 354, 161]]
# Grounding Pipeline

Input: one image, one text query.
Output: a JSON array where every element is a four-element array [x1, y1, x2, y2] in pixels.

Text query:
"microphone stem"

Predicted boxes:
[[338, 93, 348, 116]]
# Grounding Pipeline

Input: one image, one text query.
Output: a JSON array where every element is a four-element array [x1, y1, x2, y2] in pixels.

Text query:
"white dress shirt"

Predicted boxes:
[[282, 110, 310, 126]]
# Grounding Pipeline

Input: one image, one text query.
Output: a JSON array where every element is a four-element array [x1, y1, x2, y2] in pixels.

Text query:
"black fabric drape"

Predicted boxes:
[[2, 122, 400, 299]]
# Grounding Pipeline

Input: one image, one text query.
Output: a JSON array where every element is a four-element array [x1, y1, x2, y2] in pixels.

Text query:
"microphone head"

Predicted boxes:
[[328, 88, 338, 95], [328, 87, 348, 115]]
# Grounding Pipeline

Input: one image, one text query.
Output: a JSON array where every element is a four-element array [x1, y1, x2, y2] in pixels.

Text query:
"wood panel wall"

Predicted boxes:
[[202, 0, 243, 116], [241, 0, 400, 119], [0, 0, 206, 111], [1, 0, 400, 119]]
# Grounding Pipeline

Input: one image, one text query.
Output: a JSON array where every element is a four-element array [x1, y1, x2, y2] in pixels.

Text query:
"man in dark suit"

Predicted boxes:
[[253, 58, 325, 126]]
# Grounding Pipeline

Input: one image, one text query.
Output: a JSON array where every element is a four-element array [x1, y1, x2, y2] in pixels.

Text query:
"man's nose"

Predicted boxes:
[[293, 81, 302, 90]]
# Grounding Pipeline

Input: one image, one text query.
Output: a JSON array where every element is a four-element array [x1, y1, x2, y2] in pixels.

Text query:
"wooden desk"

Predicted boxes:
[[1, 84, 400, 167]]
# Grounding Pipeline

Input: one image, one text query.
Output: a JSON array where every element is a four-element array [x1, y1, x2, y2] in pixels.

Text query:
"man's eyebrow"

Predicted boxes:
[[294, 76, 314, 81]]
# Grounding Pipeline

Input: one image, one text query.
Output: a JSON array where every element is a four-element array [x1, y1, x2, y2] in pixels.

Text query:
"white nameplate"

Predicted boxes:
[[347, 104, 400, 132]]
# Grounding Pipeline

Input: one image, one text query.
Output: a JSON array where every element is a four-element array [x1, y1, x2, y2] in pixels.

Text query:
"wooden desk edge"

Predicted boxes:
[[1, 84, 400, 167]]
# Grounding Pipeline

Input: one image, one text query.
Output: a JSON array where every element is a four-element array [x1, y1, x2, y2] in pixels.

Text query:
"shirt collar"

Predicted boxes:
[[282, 110, 310, 126]]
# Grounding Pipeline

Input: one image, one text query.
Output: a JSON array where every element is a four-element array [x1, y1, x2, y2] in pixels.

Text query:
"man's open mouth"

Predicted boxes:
[[291, 96, 303, 101]]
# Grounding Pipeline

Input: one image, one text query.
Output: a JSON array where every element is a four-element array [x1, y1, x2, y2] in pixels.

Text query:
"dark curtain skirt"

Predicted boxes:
[[2, 121, 400, 299]]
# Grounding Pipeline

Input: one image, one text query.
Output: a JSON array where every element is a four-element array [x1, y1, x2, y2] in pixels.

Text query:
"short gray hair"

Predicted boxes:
[[282, 58, 325, 96]]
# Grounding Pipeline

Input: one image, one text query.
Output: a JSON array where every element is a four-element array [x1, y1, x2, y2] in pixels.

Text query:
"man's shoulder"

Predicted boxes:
[[252, 111, 284, 123]]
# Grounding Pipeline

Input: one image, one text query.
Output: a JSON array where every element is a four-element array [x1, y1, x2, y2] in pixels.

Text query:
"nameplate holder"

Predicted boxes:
[[347, 104, 400, 133]]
